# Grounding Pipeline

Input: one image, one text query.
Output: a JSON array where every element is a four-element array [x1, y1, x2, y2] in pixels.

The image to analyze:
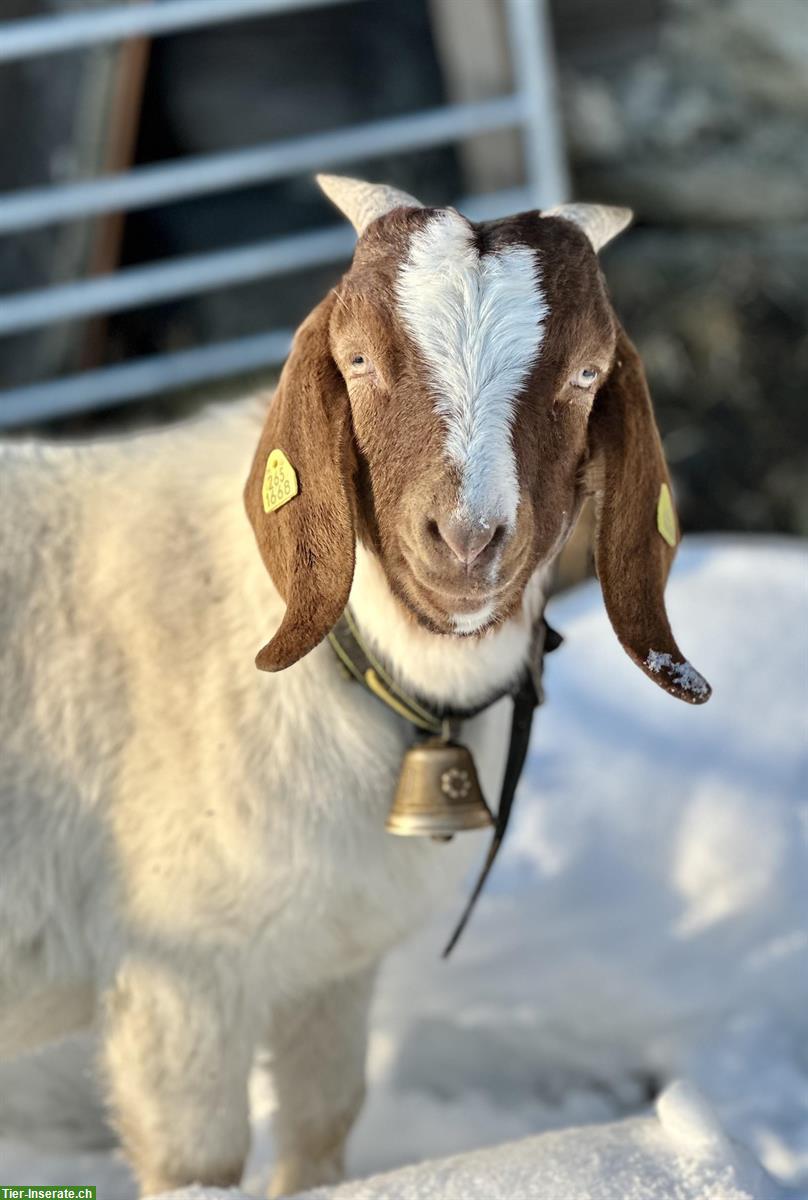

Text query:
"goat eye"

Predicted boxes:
[[572, 366, 600, 389], [349, 354, 375, 379]]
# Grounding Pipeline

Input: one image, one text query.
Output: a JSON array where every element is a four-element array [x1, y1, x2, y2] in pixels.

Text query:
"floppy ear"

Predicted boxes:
[[588, 325, 711, 703], [244, 294, 355, 672]]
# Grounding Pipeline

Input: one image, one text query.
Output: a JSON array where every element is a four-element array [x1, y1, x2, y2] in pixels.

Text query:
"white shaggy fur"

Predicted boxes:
[[396, 210, 548, 530], [451, 602, 497, 637], [351, 544, 546, 708], [0, 400, 545, 1197]]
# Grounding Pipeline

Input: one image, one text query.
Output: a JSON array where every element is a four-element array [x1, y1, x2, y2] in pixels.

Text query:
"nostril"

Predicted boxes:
[[426, 518, 441, 544], [489, 523, 506, 551]]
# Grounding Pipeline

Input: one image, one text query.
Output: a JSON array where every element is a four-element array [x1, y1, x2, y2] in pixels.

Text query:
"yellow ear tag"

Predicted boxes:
[[262, 448, 299, 514], [657, 482, 678, 548]]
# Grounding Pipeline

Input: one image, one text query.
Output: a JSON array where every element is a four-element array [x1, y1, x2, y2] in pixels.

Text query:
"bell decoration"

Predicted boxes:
[[327, 608, 562, 952], [386, 736, 493, 839]]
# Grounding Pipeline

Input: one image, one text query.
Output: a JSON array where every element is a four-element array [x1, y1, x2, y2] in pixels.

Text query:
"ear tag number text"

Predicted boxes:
[[262, 448, 299, 514]]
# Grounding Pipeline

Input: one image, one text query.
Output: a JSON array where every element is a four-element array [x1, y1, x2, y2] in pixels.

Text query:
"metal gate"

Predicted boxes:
[[0, 0, 568, 427]]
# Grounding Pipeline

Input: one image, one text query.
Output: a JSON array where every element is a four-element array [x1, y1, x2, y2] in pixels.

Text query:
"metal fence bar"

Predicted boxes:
[[0, 186, 533, 425], [0, 224, 356, 337], [505, 0, 569, 207], [0, 331, 292, 427], [0, 1, 568, 423], [0, 0, 359, 63], [0, 186, 530, 337], [0, 96, 524, 235]]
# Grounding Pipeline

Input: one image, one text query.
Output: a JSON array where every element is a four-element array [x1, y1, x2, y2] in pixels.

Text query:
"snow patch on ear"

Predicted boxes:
[[646, 650, 710, 700]]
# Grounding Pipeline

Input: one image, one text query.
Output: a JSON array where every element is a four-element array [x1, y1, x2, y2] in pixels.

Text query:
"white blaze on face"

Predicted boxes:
[[396, 210, 548, 529]]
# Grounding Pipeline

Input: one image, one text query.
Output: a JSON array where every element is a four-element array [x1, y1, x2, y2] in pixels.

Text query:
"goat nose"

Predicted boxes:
[[435, 516, 499, 566]]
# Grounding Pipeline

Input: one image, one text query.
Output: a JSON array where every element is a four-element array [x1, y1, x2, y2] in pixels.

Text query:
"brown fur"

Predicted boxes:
[[244, 295, 356, 671], [588, 327, 707, 701], [244, 204, 711, 703]]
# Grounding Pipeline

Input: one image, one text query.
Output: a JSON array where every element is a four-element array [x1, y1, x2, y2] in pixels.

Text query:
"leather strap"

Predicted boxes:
[[442, 655, 541, 957], [327, 609, 562, 955], [329, 610, 444, 733], [328, 608, 526, 729]]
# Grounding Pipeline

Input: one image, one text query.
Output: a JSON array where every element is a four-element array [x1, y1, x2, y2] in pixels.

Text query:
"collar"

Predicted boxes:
[[328, 607, 560, 734], [327, 607, 563, 957]]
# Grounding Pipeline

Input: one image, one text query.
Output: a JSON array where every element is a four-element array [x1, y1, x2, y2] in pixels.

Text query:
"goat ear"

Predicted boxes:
[[587, 325, 711, 703], [244, 294, 355, 672]]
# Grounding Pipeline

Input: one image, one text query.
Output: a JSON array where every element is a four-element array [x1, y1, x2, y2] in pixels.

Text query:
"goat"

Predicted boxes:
[[0, 175, 710, 1198]]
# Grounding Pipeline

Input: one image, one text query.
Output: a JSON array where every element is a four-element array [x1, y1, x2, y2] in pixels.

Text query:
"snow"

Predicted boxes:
[[645, 649, 711, 698], [1, 535, 806, 1200], [159, 1082, 787, 1200]]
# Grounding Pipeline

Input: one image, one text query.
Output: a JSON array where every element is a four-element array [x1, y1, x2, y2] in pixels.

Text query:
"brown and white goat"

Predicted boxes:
[[0, 176, 709, 1198]]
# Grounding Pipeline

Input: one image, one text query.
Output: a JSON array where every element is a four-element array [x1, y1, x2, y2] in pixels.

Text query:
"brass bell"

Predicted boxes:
[[386, 737, 494, 838]]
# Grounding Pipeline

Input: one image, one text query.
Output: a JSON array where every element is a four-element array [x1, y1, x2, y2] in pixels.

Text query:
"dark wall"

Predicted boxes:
[[552, 0, 807, 535], [109, 0, 461, 362]]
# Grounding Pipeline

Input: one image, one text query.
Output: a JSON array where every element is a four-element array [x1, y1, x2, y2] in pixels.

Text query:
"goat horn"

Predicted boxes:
[[316, 174, 423, 236], [543, 202, 633, 252]]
